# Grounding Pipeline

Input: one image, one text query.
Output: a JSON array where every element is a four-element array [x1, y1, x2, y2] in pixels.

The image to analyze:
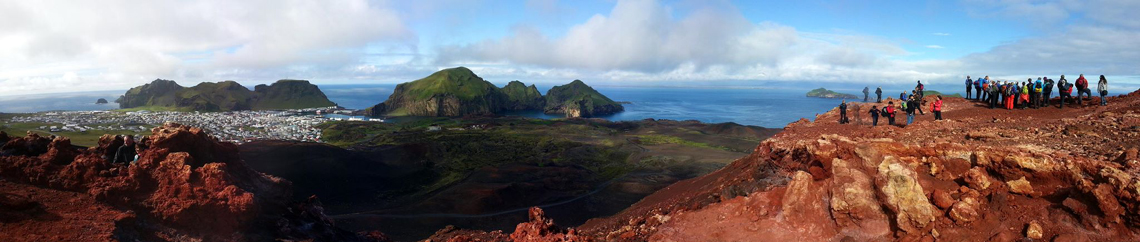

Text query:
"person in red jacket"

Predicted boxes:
[[1076, 74, 1091, 105], [931, 95, 943, 120], [886, 101, 896, 126]]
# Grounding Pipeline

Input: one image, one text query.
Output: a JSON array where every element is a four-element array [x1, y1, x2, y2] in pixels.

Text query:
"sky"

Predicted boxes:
[[2, 0, 1139, 96]]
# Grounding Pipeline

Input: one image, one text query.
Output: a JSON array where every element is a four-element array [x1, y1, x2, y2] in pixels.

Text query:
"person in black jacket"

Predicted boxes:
[[113, 135, 137, 164], [905, 95, 917, 125], [869, 105, 880, 126], [863, 87, 870, 102], [1043, 77, 1054, 107], [839, 100, 849, 124], [875, 87, 883, 103]]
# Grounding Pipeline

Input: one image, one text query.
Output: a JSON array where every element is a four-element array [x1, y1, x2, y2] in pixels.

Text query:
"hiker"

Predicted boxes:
[[915, 80, 925, 100], [875, 86, 883, 103], [113, 135, 137, 164], [1076, 74, 1090, 105], [900, 91, 906, 101], [863, 86, 870, 102], [870, 105, 880, 126], [839, 100, 849, 124], [980, 76, 990, 101], [914, 90, 925, 115], [1098, 75, 1108, 106], [886, 101, 896, 125], [932, 95, 943, 120], [987, 80, 999, 109], [905, 95, 917, 125], [965, 76, 973, 100], [1026, 79, 1035, 109], [1043, 77, 1054, 107], [1033, 77, 1044, 108], [1058, 76, 1071, 109], [1007, 82, 1017, 110]]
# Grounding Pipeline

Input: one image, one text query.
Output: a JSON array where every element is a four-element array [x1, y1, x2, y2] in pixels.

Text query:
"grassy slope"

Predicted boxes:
[[318, 118, 761, 196], [401, 67, 499, 101], [922, 90, 964, 98], [0, 121, 153, 147], [501, 81, 543, 103]]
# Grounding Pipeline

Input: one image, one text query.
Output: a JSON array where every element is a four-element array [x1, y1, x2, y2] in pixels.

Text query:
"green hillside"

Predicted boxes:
[[543, 80, 624, 117], [501, 80, 545, 110]]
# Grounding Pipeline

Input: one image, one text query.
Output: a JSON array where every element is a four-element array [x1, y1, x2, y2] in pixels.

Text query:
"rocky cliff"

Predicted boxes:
[[544, 80, 624, 118], [253, 80, 337, 110], [0, 124, 382, 241], [116, 79, 337, 111], [502, 80, 545, 111], [367, 67, 508, 117], [428, 90, 1140, 241]]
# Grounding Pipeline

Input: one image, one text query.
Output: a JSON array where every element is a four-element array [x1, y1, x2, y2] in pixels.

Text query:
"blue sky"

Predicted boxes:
[[1, 0, 1138, 96]]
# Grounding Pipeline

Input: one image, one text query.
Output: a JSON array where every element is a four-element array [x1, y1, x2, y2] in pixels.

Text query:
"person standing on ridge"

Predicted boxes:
[[1043, 77, 1055, 107], [1098, 75, 1109, 106], [1058, 76, 1070, 109], [980, 76, 990, 101], [839, 100, 849, 124], [915, 80, 925, 100], [1076, 74, 1090, 105], [905, 95, 918, 125], [863, 86, 870, 102], [870, 105, 880, 126], [987, 80, 998, 109], [900, 91, 906, 101], [965, 76, 973, 100], [932, 95, 943, 121], [1020, 80, 1030, 109], [875, 86, 883, 103], [886, 101, 896, 126], [1034, 77, 1044, 108]]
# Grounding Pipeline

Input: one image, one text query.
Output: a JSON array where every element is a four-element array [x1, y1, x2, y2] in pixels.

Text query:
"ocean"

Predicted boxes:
[[5, 83, 1132, 128]]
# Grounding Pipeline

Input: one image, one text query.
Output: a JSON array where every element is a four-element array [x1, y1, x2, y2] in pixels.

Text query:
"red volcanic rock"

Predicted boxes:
[[0, 123, 377, 241], [510, 207, 590, 242]]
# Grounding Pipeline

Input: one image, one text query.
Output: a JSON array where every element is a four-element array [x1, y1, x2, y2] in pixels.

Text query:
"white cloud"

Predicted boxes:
[[0, 0, 413, 96], [932, 32, 951, 36], [925, 45, 945, 49], [437, 0, 940, 84]]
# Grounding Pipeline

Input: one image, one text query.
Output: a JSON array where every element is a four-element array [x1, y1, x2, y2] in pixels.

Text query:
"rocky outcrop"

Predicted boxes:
[[116, 79, 336, 111], [544, 80, 623, 118], [502, 80, 545, 110], [0, 123, 377, 241], [95, 98, 108, 104]]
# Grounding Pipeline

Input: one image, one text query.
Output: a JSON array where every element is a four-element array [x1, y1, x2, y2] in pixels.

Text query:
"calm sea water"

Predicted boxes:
[[8, 83, 1130, 128], [321, 84, 847, 128]]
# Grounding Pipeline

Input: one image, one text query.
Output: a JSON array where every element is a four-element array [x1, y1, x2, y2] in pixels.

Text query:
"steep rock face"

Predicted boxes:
[[116, 79, 336, 111], [253, 80, 337, 110], [502, 80, 545, 111], [95, 98, 109, 104], [0, 123, 377, 241], [368, 67, 508, 117], [544, 80, 623, 118], [116, 79, 184, 108]]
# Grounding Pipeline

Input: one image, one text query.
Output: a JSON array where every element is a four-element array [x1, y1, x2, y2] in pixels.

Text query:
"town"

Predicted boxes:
[[3, 107, 380, 144]]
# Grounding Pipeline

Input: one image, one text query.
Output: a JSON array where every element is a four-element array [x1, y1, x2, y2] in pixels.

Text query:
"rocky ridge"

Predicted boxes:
[[0, 124, 379, 241], [429, 90, 1140, 241]]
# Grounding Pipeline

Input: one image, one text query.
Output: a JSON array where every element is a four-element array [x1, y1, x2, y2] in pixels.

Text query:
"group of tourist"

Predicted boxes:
[[965, 74, 1109, 109], [838, 74, 1111, 128], [846, 81, 943, 127]]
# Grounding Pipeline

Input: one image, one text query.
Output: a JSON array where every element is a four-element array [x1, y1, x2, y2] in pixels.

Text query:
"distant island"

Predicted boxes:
[[95, 98, 108, 104], [921, 90, 963, 98], [806, 88, 859, 99], [116, 79, 337, 112], [366, 67, 623, 118]]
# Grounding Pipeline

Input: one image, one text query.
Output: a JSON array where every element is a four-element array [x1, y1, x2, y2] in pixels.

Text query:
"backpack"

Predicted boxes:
[[918, 83, 924, 91], [881, 107, 888, 115]]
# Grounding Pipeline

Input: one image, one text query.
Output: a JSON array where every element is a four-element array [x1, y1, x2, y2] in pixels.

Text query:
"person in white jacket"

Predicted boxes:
[[1098, 75, 1109, 106]]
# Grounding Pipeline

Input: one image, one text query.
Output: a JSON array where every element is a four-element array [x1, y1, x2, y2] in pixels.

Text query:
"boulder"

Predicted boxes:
[[877, 157, 936, 234], [828, 159, 891, 238], [1006, 177, 1034, 195]]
